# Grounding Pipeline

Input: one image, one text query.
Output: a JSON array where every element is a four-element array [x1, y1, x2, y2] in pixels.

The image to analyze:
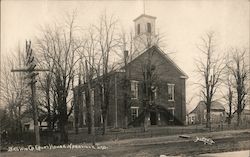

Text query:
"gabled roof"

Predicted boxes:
[[189, 101, 225, 114], [73, 45, 188, 91], [118, 45, 188, 79], [133, 14, 157, 22]]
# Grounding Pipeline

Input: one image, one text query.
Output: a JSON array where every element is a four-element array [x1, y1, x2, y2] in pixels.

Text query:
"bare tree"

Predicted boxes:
[[116, 30, 136, 128], [77, 27, 98, 143], [226, 48, 249, 126], [222, 69, 234, 125], [195, 32, 224, 128], [94, 12, 119, 135], [73, 68, 80, 134], [36, 12, 82, 143], [36, 55, 56, 131], [0, 50, 28, 141], [137, 32, 165, 131]]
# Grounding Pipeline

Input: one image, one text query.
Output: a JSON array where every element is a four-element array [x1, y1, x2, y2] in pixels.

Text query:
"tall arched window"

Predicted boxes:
[[137, 24, 140, 35], [147, 23, 151, 33]]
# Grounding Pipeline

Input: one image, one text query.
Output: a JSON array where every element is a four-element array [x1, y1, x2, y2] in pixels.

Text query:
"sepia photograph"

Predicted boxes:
[[0, 0, 249, 156]]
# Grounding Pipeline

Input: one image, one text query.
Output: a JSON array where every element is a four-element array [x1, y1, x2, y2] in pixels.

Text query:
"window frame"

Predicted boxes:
[[131, 80, 139, 99], [167, 84, 175, 101], [137, 24, 140, 35], [168, 107, 175, 122], [100, 114, 103, 124], [147, 22, 151, 33], [152, 86, 157, 100], [82, 92, 86, 107], [131, 106, 139, 121]]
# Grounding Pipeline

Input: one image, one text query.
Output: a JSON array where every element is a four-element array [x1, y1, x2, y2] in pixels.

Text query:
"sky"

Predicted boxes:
[[1, 0, 249, 111]]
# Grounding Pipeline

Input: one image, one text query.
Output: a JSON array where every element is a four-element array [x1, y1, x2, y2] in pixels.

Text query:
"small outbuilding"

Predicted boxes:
[[187, 101, 225, 125]]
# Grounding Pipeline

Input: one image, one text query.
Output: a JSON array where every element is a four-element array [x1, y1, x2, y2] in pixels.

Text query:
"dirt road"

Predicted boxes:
[[1, 129, 250, 157]]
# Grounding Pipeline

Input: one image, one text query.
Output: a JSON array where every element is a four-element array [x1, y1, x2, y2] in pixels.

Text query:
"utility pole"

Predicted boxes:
[[11, 41, 49, 146]]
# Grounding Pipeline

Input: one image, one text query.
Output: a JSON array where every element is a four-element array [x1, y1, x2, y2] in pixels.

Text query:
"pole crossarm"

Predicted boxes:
[[11, 69, 50, 72]]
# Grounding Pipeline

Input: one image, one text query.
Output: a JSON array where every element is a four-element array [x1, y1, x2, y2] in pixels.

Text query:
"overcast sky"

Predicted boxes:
[[1, 0, 249, 111]]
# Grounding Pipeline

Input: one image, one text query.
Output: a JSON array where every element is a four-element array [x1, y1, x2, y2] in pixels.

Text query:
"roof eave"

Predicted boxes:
[[180, 75, 188, 79], [155, 45, 189, 78], [133, 14, 157, 22]]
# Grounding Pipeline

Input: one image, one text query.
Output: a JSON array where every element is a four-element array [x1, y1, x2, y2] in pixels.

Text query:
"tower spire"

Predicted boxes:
[[143, 0, 145, 14]]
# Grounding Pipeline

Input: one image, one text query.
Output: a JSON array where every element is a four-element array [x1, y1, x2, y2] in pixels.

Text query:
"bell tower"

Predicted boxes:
[[133, 14, 157, 53]]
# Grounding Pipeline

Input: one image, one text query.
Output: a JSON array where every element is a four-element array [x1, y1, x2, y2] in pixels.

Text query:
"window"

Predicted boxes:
[[147, 23, 151, 33], [83, 113, 86, 125], [82, 92, 86, 108], [131, 107, 139, 121], [191, 116, 195, 121], [168, 84, 175, 101], [131, 80, 139, 99], [168, 108, 175, 121], [204, 110, 207, 120], [137, 24, 140, 35], [24, 124, 30, 131], [100, 114, 103, 124], [151, 86, 157, 100]]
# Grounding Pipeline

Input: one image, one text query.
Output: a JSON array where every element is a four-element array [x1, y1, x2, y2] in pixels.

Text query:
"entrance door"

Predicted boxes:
[[150, 112, 157, 125]]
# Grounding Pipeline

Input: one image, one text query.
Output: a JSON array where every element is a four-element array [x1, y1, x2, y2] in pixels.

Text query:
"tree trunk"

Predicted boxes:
[[90, 100, 95, 145], [58, 92, 69, 143], [124, 114, 128, 129], [102, 112, 108, 135], [227, 116, 232, 125], [46, 75, 52, 131], [59, 122, 68, 144], [52, 95, 57, 130], [85, 91, 91, 134], [73, 89, 79, 134], [85, 60, 95, 145], [88, 88, 95, 145], [237, 111, 241, 126], [86, 105, 91, 134], [228, 102, 232, 126], [143, 109, 149, 132], [123, 80, 129, 129], [59, 119, 68, 143], [102, 85, 109, 135], [18, 105, 22, 138], [206, 110, 211, 129], [79, 93, 84, 128]]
